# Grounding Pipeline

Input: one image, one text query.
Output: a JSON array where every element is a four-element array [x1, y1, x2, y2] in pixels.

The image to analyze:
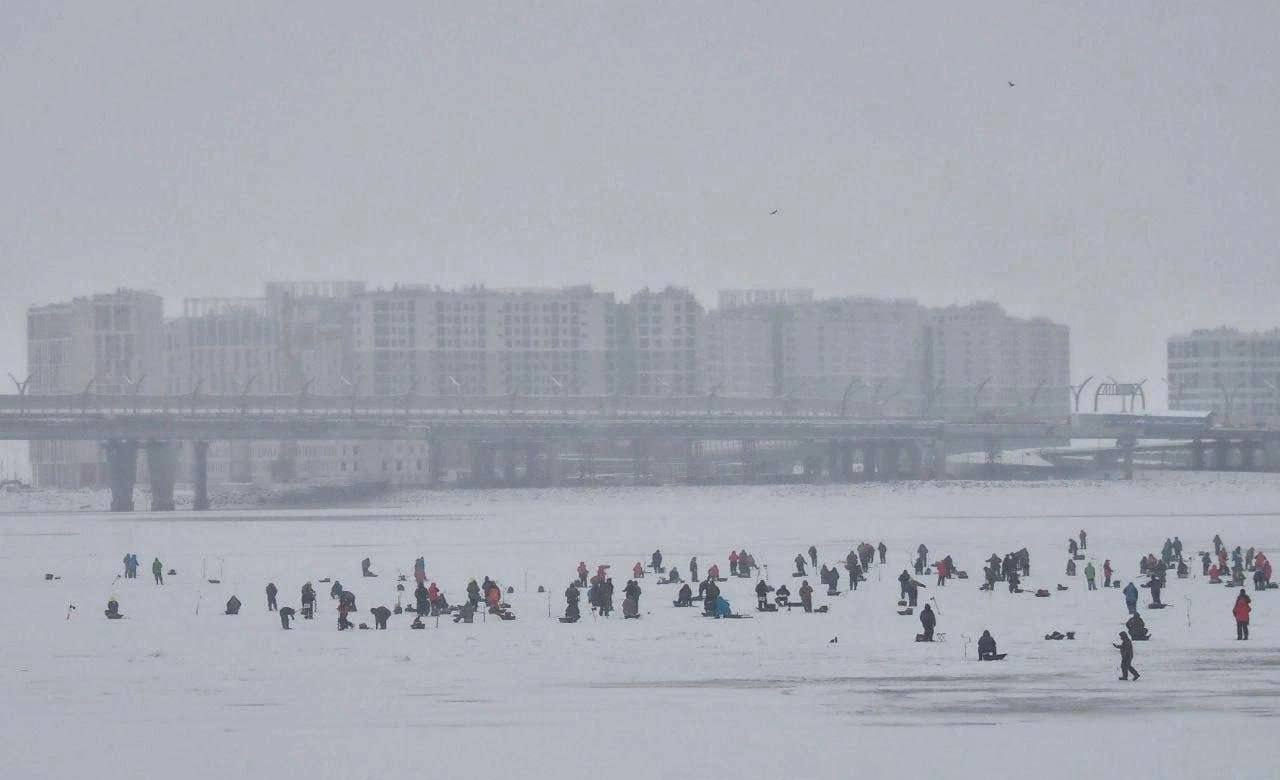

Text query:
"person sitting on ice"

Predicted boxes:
[[1125, 612, 1149, 641], [918, 603, 937, 641], [1066, 559, 1077, 577], [664, 567, 681, 584], [622, 596, 640, 619], [104, 598, 123, 619], [225, 595, 241, 615], [977, 630, 998, 660], [713, 596, 732, 619], [564, 583, 581, 621], [1177, 560, 1189, 579], [775, 584, 791, 608], [707, 563, 721, 580], [675, 583, 693, 607], [1209, 564, 1223, 583], [361, 557, 377, 578], [633, 562, 645, 579]]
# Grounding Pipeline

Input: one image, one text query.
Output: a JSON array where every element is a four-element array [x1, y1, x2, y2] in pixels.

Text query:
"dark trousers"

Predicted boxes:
[[1237, 621, 1249, 640], [1120, 659, 1139, 680], [267, 595, 277, 611], [153, 572, 162, 585], [1087, 578, 1096, 590]]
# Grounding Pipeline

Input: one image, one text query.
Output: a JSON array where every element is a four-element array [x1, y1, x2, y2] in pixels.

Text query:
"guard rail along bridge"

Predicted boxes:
[[0, 391, 1085, 511]]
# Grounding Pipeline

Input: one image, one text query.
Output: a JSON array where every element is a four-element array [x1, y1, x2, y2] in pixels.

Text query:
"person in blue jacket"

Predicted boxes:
[[713, 596, 732, 618], [1123, 581, 1139, 615]]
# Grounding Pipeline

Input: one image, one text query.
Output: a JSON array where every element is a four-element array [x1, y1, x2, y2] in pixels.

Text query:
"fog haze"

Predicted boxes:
[[4, 1, 1279, 403]]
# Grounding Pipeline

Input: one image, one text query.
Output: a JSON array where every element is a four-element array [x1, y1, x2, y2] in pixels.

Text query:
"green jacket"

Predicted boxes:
[[1084, 562, 1096, 579], [152, 559, 162, 574]]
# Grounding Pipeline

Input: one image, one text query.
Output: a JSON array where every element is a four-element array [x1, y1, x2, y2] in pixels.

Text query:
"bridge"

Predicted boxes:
[[0, 392, 1072, 511]]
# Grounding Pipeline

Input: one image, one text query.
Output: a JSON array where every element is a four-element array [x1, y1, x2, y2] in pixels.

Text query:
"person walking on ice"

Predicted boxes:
[[151, 557, 164, 585], [1114, 631, 1140, 681]]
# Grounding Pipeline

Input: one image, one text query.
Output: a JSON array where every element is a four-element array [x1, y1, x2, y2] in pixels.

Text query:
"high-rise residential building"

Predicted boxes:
[[782, 297, 929, 409], [26, 289, 164, 487], [704, 302, 783, 397], [165, 298, 281, 395], [925, 302, 1070, 418], [352, 285, 613, 399], [610, 287, 703, 397], [1167, 328, 1280, 425], [266, 281, 364, 394]]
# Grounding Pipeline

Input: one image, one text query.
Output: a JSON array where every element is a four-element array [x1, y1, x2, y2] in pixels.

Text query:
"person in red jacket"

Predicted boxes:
[[1234, 589, 1252, 640], [576, 562, 589, 588], [632, 562, 644, 578], [708, 563, 720, 580], [935, 557, 949, 586], [729, 550, 740, 576], [1103, 559, 1114, 588], [1209, 564, 1222, 584]]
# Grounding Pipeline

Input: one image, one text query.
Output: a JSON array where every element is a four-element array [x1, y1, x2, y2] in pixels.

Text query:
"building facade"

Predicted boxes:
[[1167, 328, 1280, 425]]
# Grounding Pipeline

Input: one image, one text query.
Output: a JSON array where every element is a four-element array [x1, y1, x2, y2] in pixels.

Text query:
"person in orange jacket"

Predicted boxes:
[[1234, 589, 1252, 640]]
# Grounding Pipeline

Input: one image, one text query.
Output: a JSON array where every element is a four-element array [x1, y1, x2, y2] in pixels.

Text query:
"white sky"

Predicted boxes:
[[3, 1, 1278, 405]]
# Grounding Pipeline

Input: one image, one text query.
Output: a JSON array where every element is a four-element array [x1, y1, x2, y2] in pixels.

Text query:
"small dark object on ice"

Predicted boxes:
[[980, 653, 1008, 661], [1056, 585, 1069, 591], [956, 571, 969, 579], [410, 616, 426, 629], [1045, 631, 1065, 640], [757, 604, 778, 612], [319, 578, 331, 583], [1035, 589, 1051, 597], [829, 636, 838, 644], [395, 584, 405, 592], [537, 586, 545, 593], [915, 633, 933, 642], [397, 575, 407, 582], [393, 605, 403, 615], [44, 573, 55, 581], [1147, 603, 1168, 609], [207, 579, 221, 585], [358, 623, 370, 630], [898, 608, 914, 616], [167, 569, 177, 576], [897, 600, 908, 607], [506, 586, 514, 594]]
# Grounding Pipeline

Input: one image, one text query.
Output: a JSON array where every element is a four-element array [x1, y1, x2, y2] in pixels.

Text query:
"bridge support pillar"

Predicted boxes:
[[741, 439, 758, 483], [1190, 439, 1205, 471], [905, 441, 924, 479], [826, 441, 840, 482], [469, 442, 494, 486], [861, 442, 880, 481], [881, 441, 901, 480], [146, 440, 179, 511], [1241, 441, 1257, 471], [1213, 439, 1229, 471], [104, 439, 139, 512], [192, 441, 209, 511], [633, 438, 652, 483], [427, 437, 444, 486], [687, 441, 707, 483], [933, 438, 948, 479], [544, 442, 562, 486], [1264, 440, 1280, 471], [524, 442, 542, 485]]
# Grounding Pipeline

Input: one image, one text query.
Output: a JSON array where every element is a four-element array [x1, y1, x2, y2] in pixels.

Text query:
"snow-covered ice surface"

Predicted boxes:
[[4, 472, 1279, 779]]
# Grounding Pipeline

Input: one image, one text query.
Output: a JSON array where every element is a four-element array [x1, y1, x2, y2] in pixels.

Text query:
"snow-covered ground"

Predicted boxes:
[[4, 472, 1279, 779]]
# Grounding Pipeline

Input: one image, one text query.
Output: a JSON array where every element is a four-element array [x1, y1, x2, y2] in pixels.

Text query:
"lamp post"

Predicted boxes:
[[1070, 376, 1094, 413], [840, 376, 864, 417]]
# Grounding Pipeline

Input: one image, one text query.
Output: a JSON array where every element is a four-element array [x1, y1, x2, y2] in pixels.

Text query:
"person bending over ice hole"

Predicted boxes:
[[564, 583, 581, 621], [361, 557, 377, 578], [1234, 589, 1251, 640], [370, 606, 391, 629], [675, 583, 693, 607], [1066, 559, 1076, 577], [977, 630, 999, 660], [1114, 632, 1140, 681], [266, 582, 278, 611], [225, 595, 241, 615], [774, 584, 790, 608], [279, 606, 296, 629], [1126, 612, 1150, 641], [918, 603, 936, 642]]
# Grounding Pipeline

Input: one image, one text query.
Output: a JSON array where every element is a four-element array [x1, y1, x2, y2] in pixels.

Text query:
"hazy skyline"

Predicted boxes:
[[5, 2, 1279, 406]]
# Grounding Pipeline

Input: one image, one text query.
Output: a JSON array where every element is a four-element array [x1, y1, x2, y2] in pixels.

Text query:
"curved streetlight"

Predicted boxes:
[[840, 376, 865, 417], [1070, 376, 1094, 413]]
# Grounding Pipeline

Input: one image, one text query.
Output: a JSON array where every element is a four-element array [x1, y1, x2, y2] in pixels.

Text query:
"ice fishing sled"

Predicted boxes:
[[978, 654, 1008, 661], [1034, 589, 1051, 597], [757, 604, 778, 612], [1056, 585, 1069, 591], [1073, 554, 1085, 561], [897, 608, 914, 616]]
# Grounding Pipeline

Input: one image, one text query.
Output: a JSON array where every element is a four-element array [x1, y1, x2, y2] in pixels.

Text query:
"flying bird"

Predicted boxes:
[[829, 636, 838, 644], [1008, 81, 1015, 87], [770, 209, 779, 215]]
